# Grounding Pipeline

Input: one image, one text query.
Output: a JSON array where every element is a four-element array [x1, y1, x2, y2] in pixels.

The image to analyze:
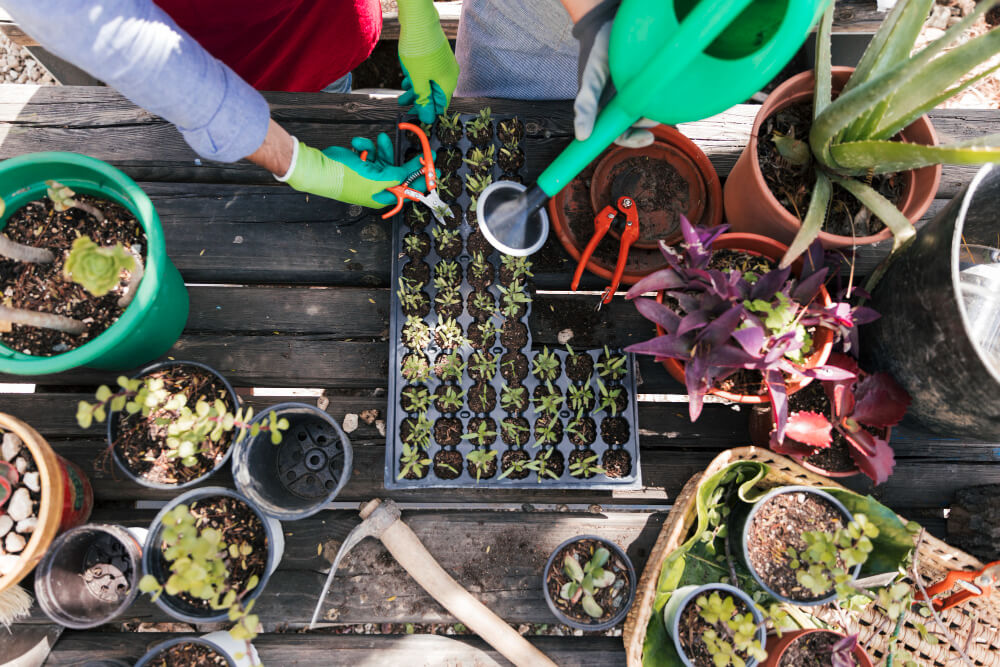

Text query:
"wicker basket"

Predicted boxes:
[[623, 447, 999, 666]]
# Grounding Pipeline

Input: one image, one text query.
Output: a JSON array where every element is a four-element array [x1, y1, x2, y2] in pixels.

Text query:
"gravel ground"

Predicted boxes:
[[0, 32, 56, 85]]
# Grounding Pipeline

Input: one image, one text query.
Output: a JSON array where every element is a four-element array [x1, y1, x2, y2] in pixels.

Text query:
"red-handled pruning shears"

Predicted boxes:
[[917, 561, 1000, 612], [361, 122, 452, 224], [571, 195, 639, 305]]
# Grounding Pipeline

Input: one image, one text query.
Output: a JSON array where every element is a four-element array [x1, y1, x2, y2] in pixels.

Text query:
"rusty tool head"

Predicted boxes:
[[308, 499, 400, 629]]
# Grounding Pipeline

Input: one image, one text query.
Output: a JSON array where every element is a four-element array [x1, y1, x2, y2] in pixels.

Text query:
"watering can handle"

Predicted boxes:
[[536, 0, 757, 197]]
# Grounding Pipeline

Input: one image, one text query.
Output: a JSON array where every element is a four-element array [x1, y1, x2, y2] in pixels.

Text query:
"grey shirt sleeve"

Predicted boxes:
[[1, 0, 270, 163]]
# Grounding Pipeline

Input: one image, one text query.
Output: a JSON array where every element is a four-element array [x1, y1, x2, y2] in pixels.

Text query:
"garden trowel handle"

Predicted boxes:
[[360, 499, 558, 667]]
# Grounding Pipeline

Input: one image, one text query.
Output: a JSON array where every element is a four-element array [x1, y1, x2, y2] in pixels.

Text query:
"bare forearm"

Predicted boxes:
[[560, 0, 603, 23], [247, 120, 296, 177]]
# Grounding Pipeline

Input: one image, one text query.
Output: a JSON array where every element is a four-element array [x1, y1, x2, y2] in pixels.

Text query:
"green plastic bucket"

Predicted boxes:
[[0, 152, 188, 375]]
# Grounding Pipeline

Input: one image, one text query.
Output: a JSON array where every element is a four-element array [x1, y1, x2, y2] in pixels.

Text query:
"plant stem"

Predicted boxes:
[[0, 305, 86, 335], [0, 234, 54, 264], [72, 201, 105, 224], [117, 248, 144, 308]]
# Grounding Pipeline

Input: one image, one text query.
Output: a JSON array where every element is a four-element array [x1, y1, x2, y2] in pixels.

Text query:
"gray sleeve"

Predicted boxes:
[[1, 0, 270, 163]]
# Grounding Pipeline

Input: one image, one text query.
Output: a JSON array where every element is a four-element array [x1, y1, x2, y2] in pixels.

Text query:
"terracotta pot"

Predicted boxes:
[[0, 412, 94, 594], [761, 629, 874, 667], [723, 67, 941, 249], [656, 233, 834, 405], [550, 124, 723, 285]]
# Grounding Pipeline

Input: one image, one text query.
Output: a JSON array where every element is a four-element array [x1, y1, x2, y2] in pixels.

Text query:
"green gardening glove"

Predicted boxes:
[[397, 0, 459, 124], [283, 133, 430, 208]]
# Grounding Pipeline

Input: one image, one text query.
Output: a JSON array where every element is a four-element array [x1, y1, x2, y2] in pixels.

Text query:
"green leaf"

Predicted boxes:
[[96, 385, 112, 402], [138, 574, 161, 594], [825, 488, 916, 578], [813, 2, 834, 119], [831, 139, 1000, 175], [843, 0, 933, 93], [828, 174, 915, 250], [563, 554, 584, 582], [581, 595, 603, 619], [76, 402, 93, 429], [780, 169, 831, 269], [772, 133, 812, 166], [591, 547, 610, 569], [63, 235, 134, 297]]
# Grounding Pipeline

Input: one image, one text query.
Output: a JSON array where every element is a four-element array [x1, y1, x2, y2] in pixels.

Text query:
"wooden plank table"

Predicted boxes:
[[1, 85, 998, 665]]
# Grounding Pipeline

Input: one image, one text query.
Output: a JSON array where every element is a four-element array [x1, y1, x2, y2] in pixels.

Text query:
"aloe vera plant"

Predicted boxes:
[[777, 0, 1000, 267]]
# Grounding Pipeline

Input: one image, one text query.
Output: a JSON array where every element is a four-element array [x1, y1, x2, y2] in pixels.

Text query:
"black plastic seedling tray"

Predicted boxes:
[[385, 112, 641, 489]]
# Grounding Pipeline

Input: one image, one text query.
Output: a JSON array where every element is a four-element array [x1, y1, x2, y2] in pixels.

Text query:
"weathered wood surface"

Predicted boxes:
[[46, 632, 625, 666], [947, 485, 1000, 562]]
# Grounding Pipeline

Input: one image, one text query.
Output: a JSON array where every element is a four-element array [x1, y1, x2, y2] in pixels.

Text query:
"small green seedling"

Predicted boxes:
[[470, 290, 495, 314], [46, 180, 105, 223], [402, 316, 432, 349], [596, 377, 623, 417], [436, 352, 466, 382], [500, 386, 527, 413], [469, 252, 491, 280], [465, 172, 493, 196], [402, 414, 433, 450], [435, 260, 461, 285], [463, 145, 495, 173], [432, 226, 461, 248], [401, 386, 432, 414], [501, 418, 529, 443], [401, 354, 431, 384], [534, 448, 560, 482], [533, 382, 564, 418], [466, 107, 493, 134], [436, 386, 465, 413], [786, 514, 879, 598], [469, 350, 498, 381], [498, 280, 531, 318], [596, 346, 627, 381], [472, 319, 498, 348], [534, 418, 562, 447], [403, 233, 425, 256], [567, 381, 594, 412], [560, 546, 616, 618], [466, 448, 498, 481], [569, 452, 604, 478], [396, 277, 428, 312], [532, 347, 561, 382], [744, 292, 814, 364], [461, 420, 497, 447], [500, 254, 534, 281], [398, 442, 431, 479], [435, 286, 462, 310], [437, 111, 462, 135], [498, 453, 541, 480], [435, 317, 467, 350]]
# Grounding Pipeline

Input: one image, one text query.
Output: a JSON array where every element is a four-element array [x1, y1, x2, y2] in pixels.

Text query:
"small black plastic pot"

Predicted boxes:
[[863, 163, 1000, 440], [135, 635, 236, 667], [141, 487, 284, 624], [735, 485, 860, 606], [34, 524, 144, 629], [232, 402, 353, 521], [107, 360, 240, 490], [542, 534, 636, 631], [661, 583, 767, 667]]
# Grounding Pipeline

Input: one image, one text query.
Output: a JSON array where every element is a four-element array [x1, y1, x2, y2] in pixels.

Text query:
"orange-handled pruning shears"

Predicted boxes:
[[570, 195, 639, 305], [917, 561, 1000, 612], [361, 122, 452, 224]]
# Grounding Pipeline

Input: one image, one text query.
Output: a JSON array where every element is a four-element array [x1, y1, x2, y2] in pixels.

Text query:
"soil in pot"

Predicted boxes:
[[157, 495, 267, 612], [501, 448, 530, 479], [605, 155, 691, 242], [501, 320, 528, 349], [0, 194, 146, 357], [758, 101, 904, 238], [437, 146, 463, 174], [498, 145, 525, 173], [565, 354, 594, 383], [401, 260, 430, 285], [533, 383, 563, 402], [434, 417, 463, 447], [150, 641, 229, 667], [568, 417, 597, 447], [439, 174, 463, 204], [500, 352, 529, 384], [467, 321, 496, 349], [545, 538, 632, 626], [745, 491, 849, 602], [434, 449, 462, 480], [602, 448, 632, 478], [600, 417, 630, 445], [778, 631, 858, 667], [677, 594, 755, 667], [466, 230, 493, 258], [112, 365, 236, 486]]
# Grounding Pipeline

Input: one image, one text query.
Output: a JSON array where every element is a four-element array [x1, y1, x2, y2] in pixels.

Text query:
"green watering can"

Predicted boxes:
[[477, 0, 831, 256]]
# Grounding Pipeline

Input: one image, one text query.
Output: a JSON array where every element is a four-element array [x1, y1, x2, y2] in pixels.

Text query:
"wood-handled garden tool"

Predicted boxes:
[[366, 122, 453, 225], [917, 561, 1000, 612], [571, 195, 639, 305], [477, 0, 830, 256], [310, 499, 558, 667]]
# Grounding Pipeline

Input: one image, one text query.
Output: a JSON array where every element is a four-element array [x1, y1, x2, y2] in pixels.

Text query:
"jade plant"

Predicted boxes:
[[138, 504, 262, 644], [625, 218, 857, 440], [694, 591, 768, 667], [776, 0, 1000, 265], [772, 353, 911, 484], [466, 448, 498, 481], [559, 546, 616, 618], [77, 375, 288, 467]]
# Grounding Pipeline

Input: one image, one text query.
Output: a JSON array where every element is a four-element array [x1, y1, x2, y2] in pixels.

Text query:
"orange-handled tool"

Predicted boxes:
[[361, 122, 450, 224], [918, 561, 1000, 612], [570, 195, 639, 305]]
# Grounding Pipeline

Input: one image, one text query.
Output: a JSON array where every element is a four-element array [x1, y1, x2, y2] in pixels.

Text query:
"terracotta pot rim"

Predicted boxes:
[[761, 628, 874, 667], [744, 66, 941, 246], [654, 233, 834, 404]]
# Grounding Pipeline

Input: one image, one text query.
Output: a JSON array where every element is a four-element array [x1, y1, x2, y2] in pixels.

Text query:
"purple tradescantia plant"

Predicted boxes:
[[625, 217, 860, 439]]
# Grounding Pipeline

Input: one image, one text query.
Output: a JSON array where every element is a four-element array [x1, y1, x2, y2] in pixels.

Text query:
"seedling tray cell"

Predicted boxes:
[[385, 112, 641, 489]]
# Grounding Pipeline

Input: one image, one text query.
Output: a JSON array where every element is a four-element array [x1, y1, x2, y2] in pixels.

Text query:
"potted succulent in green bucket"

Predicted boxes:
[[0, 152, 188, 375], [724, 0, 1000, 264]]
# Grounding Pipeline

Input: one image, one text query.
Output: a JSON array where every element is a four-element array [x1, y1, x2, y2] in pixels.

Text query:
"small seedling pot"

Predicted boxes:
[[34, 523, 145, 629], [134, 632, 259, 667], [107, 360, 240, 490], [761, 628, 874, 667], [735, 485, 861, 606], [141, 487, 284, 624], [656, 233, 834, 405], [661, 583, 767, 667], [0, 151, 189, 375], [541, 534, 636, 632], [232, 402, 353, 521], [0, 412, 93, 595]]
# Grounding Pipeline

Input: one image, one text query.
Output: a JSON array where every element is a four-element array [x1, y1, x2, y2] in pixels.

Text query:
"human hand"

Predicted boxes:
[[573, 3, 656, 148], [397, 0, 459, 124], [284, 133, 430, 208]]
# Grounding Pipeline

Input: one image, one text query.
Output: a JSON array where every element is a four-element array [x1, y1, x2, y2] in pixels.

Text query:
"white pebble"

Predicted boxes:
[[376, 420, 386, 437], [14, 457, 27, 474], [557, 328, 574, 344], [2, 432, 22, 461], [0, 555, 19, 575], [0, 515, 12, 537], [7, 488, 32, 522], [22, 472, 39, 493], [16, 517, 37, 534], [342, 413, 359, 434], [5, 532, 25, 553]]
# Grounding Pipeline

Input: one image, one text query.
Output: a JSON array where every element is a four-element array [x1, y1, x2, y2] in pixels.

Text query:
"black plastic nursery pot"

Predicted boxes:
[[661, 583, 767, 667], [232, 402, 353, 521], [107, 360, 240, 490], [863, 163, 1000, 440], [141, 487, 284, 624], [542, 534, 636, 632], [134, 635, 236, 667], [34, 523, 143, 629], [736, 485, 861, 606]]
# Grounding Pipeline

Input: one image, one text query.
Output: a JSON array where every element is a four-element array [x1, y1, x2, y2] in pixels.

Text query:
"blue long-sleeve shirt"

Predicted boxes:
[[1, 0, 270, 162]]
